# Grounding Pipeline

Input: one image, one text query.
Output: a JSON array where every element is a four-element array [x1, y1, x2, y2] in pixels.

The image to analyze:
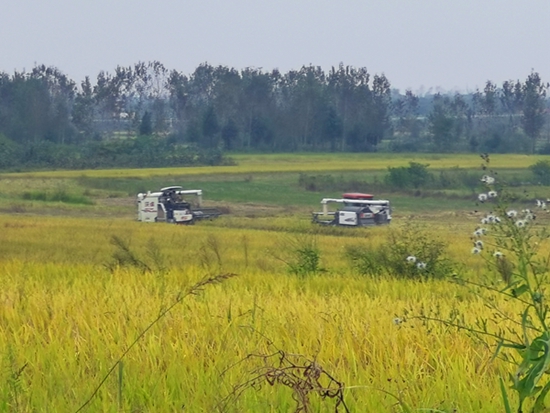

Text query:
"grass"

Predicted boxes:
[[2, 153, 550, 411]]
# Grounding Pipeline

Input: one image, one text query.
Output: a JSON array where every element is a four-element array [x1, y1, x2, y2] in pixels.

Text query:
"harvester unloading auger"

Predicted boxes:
[[312, 193, 391, 227], [137, 186, 221, 224]]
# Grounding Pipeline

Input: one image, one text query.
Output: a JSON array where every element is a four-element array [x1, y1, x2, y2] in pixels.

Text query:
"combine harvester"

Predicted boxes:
[[312, 193, 391, 227], [137, 186, 221, 224]]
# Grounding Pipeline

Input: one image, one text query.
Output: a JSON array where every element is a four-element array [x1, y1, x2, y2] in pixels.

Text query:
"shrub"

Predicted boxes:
[[385, 162, 433, 189], [346, 224, 454, 279], [529, 160, 550, 185]]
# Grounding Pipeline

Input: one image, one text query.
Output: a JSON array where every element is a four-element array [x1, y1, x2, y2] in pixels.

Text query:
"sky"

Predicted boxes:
[[1, 0, 549, 94]]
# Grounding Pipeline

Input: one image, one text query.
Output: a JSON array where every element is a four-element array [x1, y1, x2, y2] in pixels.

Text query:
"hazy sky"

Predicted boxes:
[[1, 0, 549, 93]]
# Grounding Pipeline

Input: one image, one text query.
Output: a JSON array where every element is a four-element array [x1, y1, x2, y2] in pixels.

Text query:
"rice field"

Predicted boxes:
[[3, 152, 548, 179], [1, 153, 549, 412]]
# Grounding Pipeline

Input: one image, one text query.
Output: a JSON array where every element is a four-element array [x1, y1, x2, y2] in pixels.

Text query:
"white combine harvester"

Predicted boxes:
[[312, 193, 391, 227], [137, 186, 221, 224]]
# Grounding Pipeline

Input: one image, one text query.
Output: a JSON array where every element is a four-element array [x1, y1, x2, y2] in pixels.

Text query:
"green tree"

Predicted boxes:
[[368, 73, 392, 147], [522, 71, 547, 153], [428, 94, 455, 152], [139, 111, 153, 136], [328, 64, 369, 151], [202, 106, 220, 148], [240, 68, 274, 149], [72, 76, 95, 137], [221, 118, 239, 151], [322, 106, 342, 152]]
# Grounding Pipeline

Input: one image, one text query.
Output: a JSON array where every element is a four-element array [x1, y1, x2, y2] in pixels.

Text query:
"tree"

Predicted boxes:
[[392, 89, 422, 150], [167, 70, 189, 140], [428, 94, 455, 152], [240, 68, 275, 149], [72, 76, 95, 137], [322, 106, 342, 152], [139, 111, 153, 136], [522, 71, 547, 152], [368, 73, 392, 147], [327, 64, 370, 151], [221, 118, 239, 150], [202, 106, 220, 148]]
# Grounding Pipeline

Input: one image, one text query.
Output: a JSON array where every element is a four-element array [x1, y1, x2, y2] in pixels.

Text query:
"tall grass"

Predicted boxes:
[[21, 190, 94, 205]]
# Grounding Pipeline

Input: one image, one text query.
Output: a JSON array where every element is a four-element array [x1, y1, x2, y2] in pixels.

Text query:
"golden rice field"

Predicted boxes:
[[1, 153, 549, 412], [3, 152, 548, 179]]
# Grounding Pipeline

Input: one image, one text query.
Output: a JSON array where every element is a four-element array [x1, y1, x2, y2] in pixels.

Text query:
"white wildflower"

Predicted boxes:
[[494, 216, 502, 223], [406, 255, 416, 264], [416, 262, 427, 270], [507, 210, 518, 218], [536, 199, 543, 207], [481, 175, 495, 185], [488, 190, 498, 198], [473, 228, 484, 237], [474, 240, 484, 249], [515, 220, 526, 228], [481, 218, 489, 224], [478, 193, 488, 202], [493, 251, 504, 258], [472, 247, 481, 254], [393, 317, 403, 325]]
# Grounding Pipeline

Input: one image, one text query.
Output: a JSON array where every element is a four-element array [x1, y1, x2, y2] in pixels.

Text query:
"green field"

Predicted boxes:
[[1, 153, 550, 412]]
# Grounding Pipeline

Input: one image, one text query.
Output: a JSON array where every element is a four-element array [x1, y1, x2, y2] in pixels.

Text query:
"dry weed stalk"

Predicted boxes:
[[220, 348, 350, 413]]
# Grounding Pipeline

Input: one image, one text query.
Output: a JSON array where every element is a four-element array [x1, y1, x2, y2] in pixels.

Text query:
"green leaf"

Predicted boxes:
[[533, 380, 550, 413], [513, 334, 550, 404], [500, 377, 513, 413], [513, 283, 530, 298]]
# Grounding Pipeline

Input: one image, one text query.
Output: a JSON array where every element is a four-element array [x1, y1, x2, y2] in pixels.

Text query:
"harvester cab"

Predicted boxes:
[[312, 193, 391, 227], [137, 186, 220, 224]]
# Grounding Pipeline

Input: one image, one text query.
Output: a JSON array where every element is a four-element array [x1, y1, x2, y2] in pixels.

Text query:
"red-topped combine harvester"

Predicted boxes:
[[312, 192, 391, 227]]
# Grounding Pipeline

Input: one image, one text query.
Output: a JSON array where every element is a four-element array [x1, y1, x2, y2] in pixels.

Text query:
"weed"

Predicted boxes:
[[221, 346, 350, 413], [199, 233, 226, 273], [2, 345, 27, 412], [272, 235, 325, 277], [241, 234, 249, 269], [405, 153, 550, 412], [105, 235, 152, 273]]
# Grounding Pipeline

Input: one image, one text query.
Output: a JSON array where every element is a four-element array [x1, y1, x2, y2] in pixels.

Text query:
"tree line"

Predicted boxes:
[[0, 62, 548, 169]]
